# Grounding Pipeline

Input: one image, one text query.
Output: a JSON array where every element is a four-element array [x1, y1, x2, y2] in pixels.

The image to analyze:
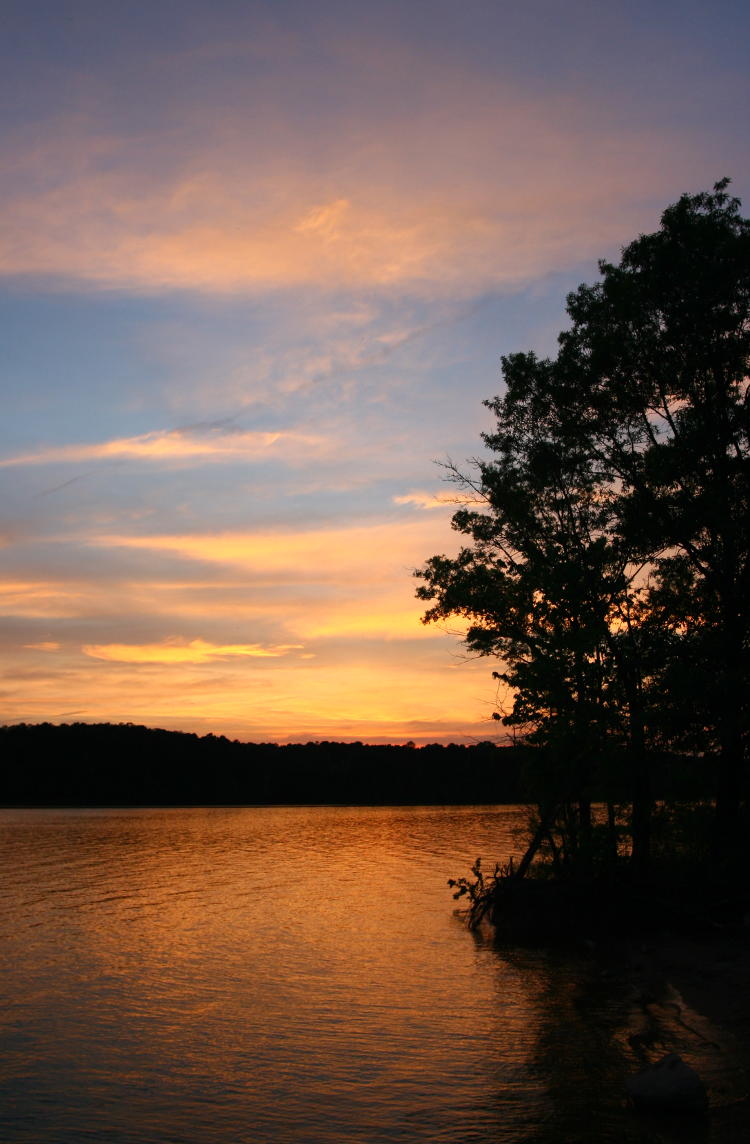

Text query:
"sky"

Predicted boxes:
[[1, 0, 748, 744]]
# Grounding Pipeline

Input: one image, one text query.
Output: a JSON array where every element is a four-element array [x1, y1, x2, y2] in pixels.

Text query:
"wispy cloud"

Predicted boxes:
[[0, 32, 702, 299], [0, 426, 328, 468], [0, 159, 683, 296], [393, 490, 458, 510], [2, 0, 744, 743], [91, 517, 457, 579], [82, 638, 303, 664], [0, 581, 84, 618]]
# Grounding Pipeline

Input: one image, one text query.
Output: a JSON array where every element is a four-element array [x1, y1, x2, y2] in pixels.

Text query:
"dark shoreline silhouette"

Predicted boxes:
[[1, 720, 710, 808], [1, 721, 521, 806]]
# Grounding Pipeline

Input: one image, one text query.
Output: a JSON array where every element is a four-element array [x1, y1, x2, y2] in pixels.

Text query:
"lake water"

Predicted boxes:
[[0, 806, 740, 1143]]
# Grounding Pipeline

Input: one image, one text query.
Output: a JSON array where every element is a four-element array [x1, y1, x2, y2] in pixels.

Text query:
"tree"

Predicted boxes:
[[417, 354, 651, 875], [557, 178, 750, 857], [417, 180, 749, 871]]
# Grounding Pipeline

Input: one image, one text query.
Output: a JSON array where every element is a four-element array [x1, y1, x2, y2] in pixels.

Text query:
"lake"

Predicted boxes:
[[0, 805, 734, 1142]]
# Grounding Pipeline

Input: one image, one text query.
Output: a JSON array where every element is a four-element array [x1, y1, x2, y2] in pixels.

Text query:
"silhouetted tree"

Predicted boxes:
[[418, 180, 750, 870], [416, 355, 650, 874], [557, 179, 750, 859]]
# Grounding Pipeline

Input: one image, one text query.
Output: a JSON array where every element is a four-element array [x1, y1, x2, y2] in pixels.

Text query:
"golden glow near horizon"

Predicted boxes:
[[0, 510, 487, 741], [1, 1, 747, 742]]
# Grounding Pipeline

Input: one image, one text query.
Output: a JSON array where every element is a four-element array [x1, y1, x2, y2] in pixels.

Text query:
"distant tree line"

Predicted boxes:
[[418, 181, 749, 881], [0, 722, 527, 806], [0, 721, 710, 809]]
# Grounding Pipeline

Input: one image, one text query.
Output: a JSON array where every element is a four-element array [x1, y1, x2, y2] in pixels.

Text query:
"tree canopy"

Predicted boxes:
[[417, 180, 750, 875]]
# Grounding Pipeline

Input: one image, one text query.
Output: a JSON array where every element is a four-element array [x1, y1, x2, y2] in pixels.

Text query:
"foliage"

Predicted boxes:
[[0, 722, 527, 806], [448, 856, 514, 930], [419, 180, 750, 874]]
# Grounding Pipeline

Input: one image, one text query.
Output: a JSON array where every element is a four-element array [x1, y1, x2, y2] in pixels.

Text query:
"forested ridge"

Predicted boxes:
[[0, 722, 524, 806], [0, 721, 707, 808]]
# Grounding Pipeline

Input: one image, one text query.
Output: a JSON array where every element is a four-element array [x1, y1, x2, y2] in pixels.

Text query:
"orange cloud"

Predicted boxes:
[[294, 198, 351, 237], [292, 600, 437, 641], [23, 641, 61, 651], [0, 647, 499, 744], [0, 427, 327, 468], [0, 570, 449, 645], [0, 581, 84, 618], [91, 518, 461, 587], [82, 638, 303, 664], [0, 53, 696, 297], [393, 490, 459, 510]]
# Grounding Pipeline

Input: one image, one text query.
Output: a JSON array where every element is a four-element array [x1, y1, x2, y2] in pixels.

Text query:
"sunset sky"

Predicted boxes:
[[2, 0, 748, 743]]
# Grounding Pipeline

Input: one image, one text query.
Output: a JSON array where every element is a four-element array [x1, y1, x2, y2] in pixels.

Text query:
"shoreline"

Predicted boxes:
[[615, 928, 750, 1131]]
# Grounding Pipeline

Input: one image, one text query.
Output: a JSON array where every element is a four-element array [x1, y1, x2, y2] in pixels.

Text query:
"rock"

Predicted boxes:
[[625, 1053, 708, 1114]]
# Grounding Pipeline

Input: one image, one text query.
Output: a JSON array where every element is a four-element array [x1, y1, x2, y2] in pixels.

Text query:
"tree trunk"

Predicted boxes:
[[514, 806, 558, 880], [629, 701, 651, 879], [712, 587, 746, 863]]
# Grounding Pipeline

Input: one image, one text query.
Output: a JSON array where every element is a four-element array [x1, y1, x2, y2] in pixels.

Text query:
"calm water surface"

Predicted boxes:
[[0, 806, 737, 1143]]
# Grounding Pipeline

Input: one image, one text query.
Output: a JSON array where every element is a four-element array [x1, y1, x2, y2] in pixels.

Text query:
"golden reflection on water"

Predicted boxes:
[[0, 806, 744, 1143], [0, 807, 536, 1143]]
